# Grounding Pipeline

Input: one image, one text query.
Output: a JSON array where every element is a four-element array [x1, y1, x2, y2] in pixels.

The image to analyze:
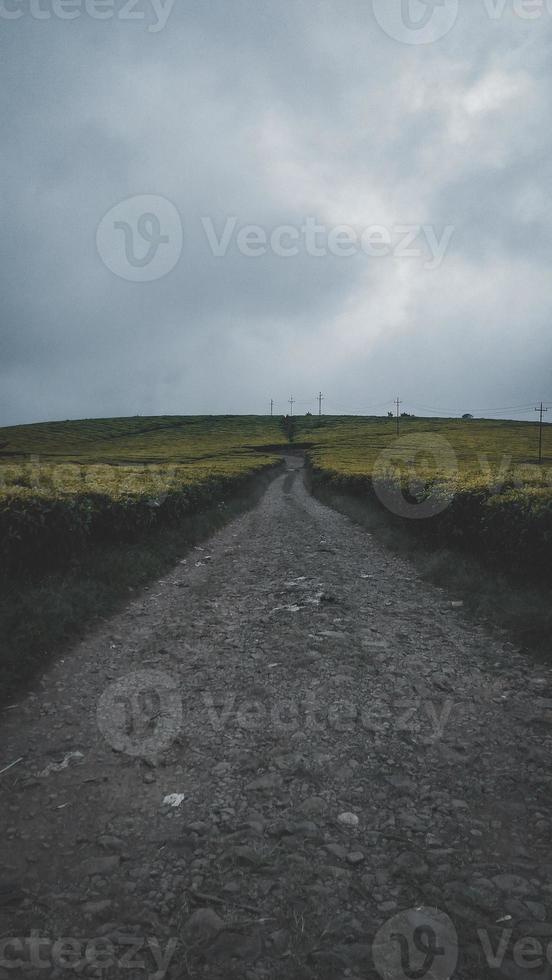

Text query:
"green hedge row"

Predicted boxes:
[[0, 465, 280, 580], [310, 466, 552, 581]]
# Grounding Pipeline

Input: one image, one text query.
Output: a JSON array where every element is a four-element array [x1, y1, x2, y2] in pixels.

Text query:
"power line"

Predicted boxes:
[[328, 400, 396, 414], [408, 402, 540, 417]]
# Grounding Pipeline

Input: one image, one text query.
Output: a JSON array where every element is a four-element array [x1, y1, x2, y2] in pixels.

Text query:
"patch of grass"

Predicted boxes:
[[294, 414, 552, 486], [0, 414, 288, 463]]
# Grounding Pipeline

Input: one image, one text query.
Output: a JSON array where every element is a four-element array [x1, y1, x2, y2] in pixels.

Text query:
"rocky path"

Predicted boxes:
[[1, 455, 552, 980]]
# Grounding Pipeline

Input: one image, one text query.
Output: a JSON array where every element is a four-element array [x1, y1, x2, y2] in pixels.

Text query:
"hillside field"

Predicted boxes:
[[1, 412, 551, 581]]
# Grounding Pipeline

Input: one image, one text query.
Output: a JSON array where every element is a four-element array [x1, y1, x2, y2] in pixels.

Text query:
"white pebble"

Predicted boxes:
[[338, 812, 359, 828]]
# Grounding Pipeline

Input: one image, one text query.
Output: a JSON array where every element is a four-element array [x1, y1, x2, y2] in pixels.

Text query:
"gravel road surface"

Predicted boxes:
[[1, 455, 551, 980]]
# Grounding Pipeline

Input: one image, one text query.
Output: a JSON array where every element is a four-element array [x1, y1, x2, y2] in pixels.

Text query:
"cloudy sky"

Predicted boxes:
[[1, 0, 551, 425]]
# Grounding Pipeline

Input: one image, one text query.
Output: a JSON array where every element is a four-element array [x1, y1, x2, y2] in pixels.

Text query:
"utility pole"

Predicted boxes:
[[395, 397, 402, 437], [535, 402, 548, 464], [270, 399, 274, 417], [318, 392, 324, 417], [289, 396, 294, 417]]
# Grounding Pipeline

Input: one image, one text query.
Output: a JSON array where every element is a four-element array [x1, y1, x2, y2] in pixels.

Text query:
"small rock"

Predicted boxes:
[[300, 797, 326, 816], [525, 901, 546, 921], [234, 846, 261, 866], [325, 844, 347, 860], [188, 821, 209, 834], [163, 794, 185, 808], [338, 812, 359, 828], [246, 820, 265, 835], [347, 851, 365, 866], [184, 907, 224, 941]]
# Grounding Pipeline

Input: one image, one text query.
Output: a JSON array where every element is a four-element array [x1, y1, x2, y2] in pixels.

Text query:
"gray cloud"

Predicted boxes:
[[0, 0, 551, 425]]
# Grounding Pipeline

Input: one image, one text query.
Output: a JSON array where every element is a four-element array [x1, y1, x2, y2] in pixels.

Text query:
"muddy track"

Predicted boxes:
[[1, 455, 551, 980]]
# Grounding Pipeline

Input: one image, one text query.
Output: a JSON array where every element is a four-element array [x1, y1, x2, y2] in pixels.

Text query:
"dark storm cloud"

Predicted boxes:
[[0, 0, 551, 425]]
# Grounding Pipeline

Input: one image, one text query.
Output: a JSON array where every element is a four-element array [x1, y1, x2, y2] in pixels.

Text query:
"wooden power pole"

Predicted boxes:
[[395, 397, 402, 437], [535, 402, 548, 464]]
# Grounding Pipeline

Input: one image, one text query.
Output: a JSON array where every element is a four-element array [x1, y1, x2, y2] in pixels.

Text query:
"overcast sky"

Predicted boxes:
[[1, 0, 551, 425]]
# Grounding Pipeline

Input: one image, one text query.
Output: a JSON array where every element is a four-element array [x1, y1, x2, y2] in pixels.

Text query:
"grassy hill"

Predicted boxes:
[[0, 414, 287, 464], [294, 414, 550, 487]]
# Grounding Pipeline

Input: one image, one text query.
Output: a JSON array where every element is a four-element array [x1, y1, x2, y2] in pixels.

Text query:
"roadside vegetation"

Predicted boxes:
[[294, 414, 552, 657], [0, 416, 284, 701], [0, 415, 285, 577], [295, 415, 552, 581]]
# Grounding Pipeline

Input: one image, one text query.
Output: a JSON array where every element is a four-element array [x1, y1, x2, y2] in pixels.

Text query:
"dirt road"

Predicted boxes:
[[1, 455, 552, 980]]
